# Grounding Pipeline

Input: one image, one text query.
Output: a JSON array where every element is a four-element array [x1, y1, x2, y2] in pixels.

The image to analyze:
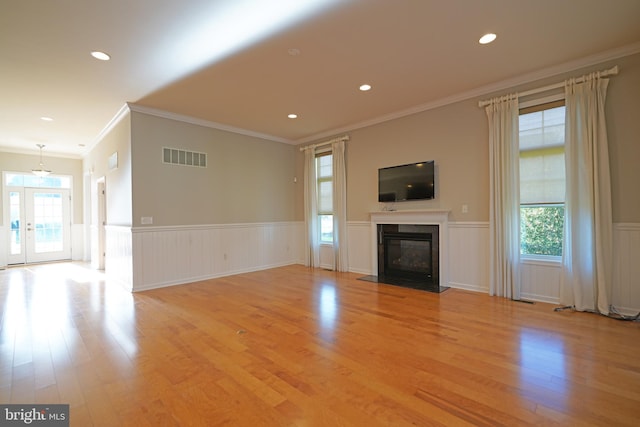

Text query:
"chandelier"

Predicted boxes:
[[32, 144, 52, 177]]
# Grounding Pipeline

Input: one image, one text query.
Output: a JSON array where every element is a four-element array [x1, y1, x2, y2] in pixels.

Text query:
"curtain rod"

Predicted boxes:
[[299, 135, 350, 151], [478, 65, 618, 108]]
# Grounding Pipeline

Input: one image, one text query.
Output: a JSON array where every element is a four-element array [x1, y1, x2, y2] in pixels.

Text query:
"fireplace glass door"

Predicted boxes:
[[384, 236, 432, 280]]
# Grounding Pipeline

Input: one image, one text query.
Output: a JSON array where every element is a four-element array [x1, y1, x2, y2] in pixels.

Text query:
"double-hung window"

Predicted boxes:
[[316, 152, 333, 243], [519, 101, 566, 257]]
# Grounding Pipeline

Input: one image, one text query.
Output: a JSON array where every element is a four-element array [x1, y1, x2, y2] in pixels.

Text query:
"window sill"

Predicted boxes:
[[521, 255, 562, 267]]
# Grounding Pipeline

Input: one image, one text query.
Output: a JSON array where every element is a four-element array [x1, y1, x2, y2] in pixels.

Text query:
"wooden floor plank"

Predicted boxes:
[[1, 262, 639, 426]]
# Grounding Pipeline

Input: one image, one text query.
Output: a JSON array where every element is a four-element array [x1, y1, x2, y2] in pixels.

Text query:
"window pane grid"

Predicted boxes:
[[33, 193, 64, 253], [5, 173, 71, 189]]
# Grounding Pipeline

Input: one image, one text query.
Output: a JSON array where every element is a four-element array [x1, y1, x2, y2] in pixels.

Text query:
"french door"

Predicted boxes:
[[8, 188, 71, 264]]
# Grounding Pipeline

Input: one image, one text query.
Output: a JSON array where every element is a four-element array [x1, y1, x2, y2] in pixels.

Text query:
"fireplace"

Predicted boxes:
[[377, 224, 439, 290], [362, 209, 450, 293]]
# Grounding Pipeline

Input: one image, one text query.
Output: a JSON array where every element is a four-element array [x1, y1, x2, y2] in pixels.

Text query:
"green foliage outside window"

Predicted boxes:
[[520, 205, 564, 256]]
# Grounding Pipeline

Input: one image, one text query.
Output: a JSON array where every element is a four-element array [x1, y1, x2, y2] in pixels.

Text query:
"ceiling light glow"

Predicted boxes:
[[91, 51, 111, 61], [167, 0, 340, 84], [359, 84, 372, 91], [40, 116, 54, 122], [288, 114, 298, 119], [479, 33, 497, 44]]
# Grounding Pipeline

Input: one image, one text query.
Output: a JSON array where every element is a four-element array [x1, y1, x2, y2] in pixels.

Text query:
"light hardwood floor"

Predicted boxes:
[[1, 262, 639, 426]]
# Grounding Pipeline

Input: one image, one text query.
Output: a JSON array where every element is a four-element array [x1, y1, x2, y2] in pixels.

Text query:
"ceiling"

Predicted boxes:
[[2, 0, 640, 158]]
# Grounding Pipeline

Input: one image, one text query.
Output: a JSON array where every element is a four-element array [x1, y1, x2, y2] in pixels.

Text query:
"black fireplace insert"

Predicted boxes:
[[359, 223, 446, 293]]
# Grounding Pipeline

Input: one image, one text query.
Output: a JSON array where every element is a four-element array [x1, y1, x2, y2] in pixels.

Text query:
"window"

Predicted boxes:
[[519, 101, 565, 257], [316, 153, 333, 243], [5, 172, 71, 189]]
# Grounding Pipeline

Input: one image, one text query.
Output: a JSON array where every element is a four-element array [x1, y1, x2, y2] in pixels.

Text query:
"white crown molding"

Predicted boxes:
[[87, 43, 640, 149], [296, 41, 640, 145], [127, 103, 294, 145], [84, 103, 132, 158]]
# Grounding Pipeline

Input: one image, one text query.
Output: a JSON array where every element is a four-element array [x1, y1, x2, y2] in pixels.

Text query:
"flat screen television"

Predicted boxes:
[[378, 160, 435, 202]]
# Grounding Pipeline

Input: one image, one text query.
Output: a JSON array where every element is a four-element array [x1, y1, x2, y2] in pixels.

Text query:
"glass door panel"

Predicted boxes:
[[22, 189, 71, 263], [32, 192, 65, 253], [8, 191, 25, 263]]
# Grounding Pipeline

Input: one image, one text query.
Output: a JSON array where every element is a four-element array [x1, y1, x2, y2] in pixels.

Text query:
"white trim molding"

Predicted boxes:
[[448, 221, 490, 293], [128, 103, 293, 145], [131, 221, 302, 291]]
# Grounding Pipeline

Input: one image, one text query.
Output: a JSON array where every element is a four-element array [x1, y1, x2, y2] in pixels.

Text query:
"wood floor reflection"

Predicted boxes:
[[1, 263, 639, 426]]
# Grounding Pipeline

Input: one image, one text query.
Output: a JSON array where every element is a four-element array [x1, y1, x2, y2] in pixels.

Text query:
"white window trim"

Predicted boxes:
[[519, 99, 566, 258]]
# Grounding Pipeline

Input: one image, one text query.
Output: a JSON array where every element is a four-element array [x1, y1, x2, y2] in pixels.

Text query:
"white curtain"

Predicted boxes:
[[561, 73, 613, 315], [332, 140, 349, 272], [303, 147, 320, 267], [486, 94, 521, 299]]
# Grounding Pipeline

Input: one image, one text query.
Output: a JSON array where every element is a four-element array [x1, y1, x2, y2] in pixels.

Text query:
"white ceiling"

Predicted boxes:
[[2, 0, 640, 158]]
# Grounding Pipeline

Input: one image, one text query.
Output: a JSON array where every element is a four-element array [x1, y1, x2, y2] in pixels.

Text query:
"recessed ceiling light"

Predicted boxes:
[[40, 116, 54, 122], [359, 84, 372, 91], [287, 48, 301, 56], [479, 33, 497, 44], [288, 114, 298, 119], [91, 51, 111, 61]]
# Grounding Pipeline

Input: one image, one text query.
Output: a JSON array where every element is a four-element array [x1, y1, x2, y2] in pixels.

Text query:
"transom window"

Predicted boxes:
[[5, 172, 71, 189]]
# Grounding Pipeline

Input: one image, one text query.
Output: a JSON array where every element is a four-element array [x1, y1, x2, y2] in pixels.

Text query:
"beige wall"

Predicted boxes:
[[296, 51, 640, 224], [0, 152, 83, 224], [130, 112, 296, 227], [83, 111, 132, 226]]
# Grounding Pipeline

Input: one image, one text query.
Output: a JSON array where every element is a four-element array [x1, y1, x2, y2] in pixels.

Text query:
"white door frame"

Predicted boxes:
[[6, 187, 71, 264], [96, 177, 106, 270]]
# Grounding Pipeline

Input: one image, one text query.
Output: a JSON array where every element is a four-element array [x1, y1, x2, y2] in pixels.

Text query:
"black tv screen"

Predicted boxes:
[[378, 161, 435, 202]]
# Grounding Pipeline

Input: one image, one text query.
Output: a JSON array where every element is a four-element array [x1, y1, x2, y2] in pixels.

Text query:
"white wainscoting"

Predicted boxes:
[[131, 222, 302, 292], [98, 220, 639, 311], [519, 223, 640, 311], [105, 225, 133, 291], [612, 223, 640, 314], [448, 222, 490, 293], [316, 222, 375, 273], [345, 219, 490, 292], [318, 244, 334, 270], [347, 221, 372, 274], [71, 224, 84, 261], [520, 259, 561, 304], [345, 221, 640, 312]]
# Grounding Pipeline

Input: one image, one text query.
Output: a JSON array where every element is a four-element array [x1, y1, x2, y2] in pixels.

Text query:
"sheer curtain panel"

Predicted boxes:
[[486, 94, 521, 299], [304, 147, 320, 267], [332, 140, 349, 272], [561, 73, 613, 315]]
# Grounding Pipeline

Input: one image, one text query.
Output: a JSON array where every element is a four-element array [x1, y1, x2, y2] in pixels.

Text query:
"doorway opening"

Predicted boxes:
[[4, 172, 72, 264]]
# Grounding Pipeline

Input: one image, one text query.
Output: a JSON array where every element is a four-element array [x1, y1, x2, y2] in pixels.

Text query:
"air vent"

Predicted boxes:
[[162, 147, 207, 168]]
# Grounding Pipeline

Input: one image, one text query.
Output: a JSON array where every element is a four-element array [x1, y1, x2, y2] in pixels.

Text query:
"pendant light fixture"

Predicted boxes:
[[32, 144, 52, 177]]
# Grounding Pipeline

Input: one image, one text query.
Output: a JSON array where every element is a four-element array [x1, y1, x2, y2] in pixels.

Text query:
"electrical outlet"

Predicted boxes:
[[462, 204, 469, 214], [141, 216, 153, 225]]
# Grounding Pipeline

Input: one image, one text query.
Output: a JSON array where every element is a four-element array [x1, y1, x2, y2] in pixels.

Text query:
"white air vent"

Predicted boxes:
[[162, 147, 207, 168]]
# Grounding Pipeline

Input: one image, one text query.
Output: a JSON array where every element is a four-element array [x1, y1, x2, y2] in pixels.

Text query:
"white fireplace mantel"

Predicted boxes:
[[370, 209, 451, 287]]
